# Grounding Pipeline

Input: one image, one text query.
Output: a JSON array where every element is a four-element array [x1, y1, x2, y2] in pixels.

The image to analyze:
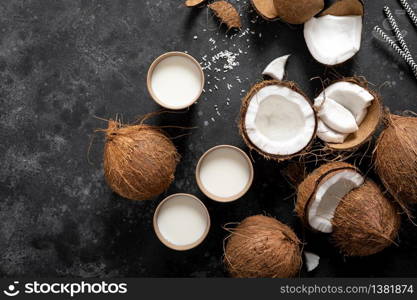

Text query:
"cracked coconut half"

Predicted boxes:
[[296, 162, 400, 256], [314, 78, 382, 151], [304, 0, 364, 65], [239, 80, 316, 161]]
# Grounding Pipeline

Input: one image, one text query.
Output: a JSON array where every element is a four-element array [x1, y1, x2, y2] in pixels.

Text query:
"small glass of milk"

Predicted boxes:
[[196, 145, 254, 203], [153, 193, 210, 251], [147, 52, 205, 110]]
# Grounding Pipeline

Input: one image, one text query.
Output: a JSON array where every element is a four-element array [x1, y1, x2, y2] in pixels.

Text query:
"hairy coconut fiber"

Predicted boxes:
[[208, 1, 241, 29], [224, 215, 302, 278], [239, 80, 316, 161], [251, 0, 279, 20], [324, 78, 383, 151], [332, 180, 400, 256], [320, 0, 364, 17], [185, 0, 206, 7], [103, 120, 180, 201], [273, 0, 324, 24], [374, 114, 417, 204], [295, 161, 357, 227]]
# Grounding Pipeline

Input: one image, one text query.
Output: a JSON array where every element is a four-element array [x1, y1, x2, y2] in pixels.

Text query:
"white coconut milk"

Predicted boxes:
[[151, 55, 202, 109], [156, 195, 208, 246], [199, 147, 251, 199]]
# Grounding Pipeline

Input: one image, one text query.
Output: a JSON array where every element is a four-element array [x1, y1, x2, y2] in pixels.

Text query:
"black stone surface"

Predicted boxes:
[[0, 0, 416, 278]]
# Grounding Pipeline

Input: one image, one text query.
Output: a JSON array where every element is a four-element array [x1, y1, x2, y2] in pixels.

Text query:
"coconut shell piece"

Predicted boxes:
[[251, 0, 279, 20], [332, 180, 400, 256], [103, 120, 180, 201], [320, 0, 364, 17], [185, 0, 206, 7], [323, 78, 383, 151], [295, 161, 357, 227], [273, 0, 324, 25], [224, 215, 302, 278], [208, 1, 241, 30], [374, 114, 417, 204], [239, 80, 316, 162]]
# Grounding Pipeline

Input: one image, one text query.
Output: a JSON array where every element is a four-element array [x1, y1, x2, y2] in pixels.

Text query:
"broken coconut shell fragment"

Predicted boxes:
[[239, 80, 317, 161], [374, 114, 417, 205], [251, 0, 279, 20], [224, 215, 302, 278], [273, 0, 324, 25], [208, 1, 241, 30], [184, 0, 206, 7], [296, 162, 400, 256], [103, 119, 180, 201], [316, 78, 383, 151], [304, 0, 364, 65]]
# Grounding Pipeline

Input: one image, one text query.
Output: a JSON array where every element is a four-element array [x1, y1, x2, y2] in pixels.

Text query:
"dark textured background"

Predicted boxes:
[[0, 0, 416, 278]]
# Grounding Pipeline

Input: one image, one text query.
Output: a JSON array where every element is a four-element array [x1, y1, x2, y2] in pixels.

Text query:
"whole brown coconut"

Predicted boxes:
[[224, 215, 302, 278], [332, 180, 400, 256], [273, 0, 324, 24], [103, 120, 180, 201], [374, 114, 417, 204]]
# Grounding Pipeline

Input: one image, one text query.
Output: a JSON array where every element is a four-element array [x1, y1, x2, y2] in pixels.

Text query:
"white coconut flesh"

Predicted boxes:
[[304, 15, 362, 66], [316, 81, 374, 124], [317, 120, 348, 144], [314, 81, 374, 143], [245, 85, 316, 156], [262, 54, 291, 81], [317, 98, 358, 134], [307, 170, 364, 233], [304, 251, 320, 272]]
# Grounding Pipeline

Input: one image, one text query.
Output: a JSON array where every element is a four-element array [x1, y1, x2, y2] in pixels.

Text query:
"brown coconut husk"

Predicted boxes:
[[224, 215, 302, 278], [208, 1, 241, 30], [185, 0, 206, 7], [321, 77, 383, 152], [103, 120, 180, 201], [251, 0, 279, 20], [320, 0, 364, 17], [332, 180, 401, 256], [239, 80, 317, 162], [273, 0, 324, 24], [374, 114, 417, 205], [295, 162, 357, 227]]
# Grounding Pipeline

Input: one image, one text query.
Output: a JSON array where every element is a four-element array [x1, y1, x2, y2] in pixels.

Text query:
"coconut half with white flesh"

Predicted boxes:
[[315, 78, 382, 151], [239, 80, 317, 161], [296, 162, 400, 256], [303, 0, 364, 66], [262, 55, 290, 81]]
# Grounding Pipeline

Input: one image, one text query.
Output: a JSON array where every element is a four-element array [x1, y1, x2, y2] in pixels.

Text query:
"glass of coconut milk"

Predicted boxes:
[[147, 52, 205, 110], [196, 145, 254, 203], [153, 193, 210, 251]]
